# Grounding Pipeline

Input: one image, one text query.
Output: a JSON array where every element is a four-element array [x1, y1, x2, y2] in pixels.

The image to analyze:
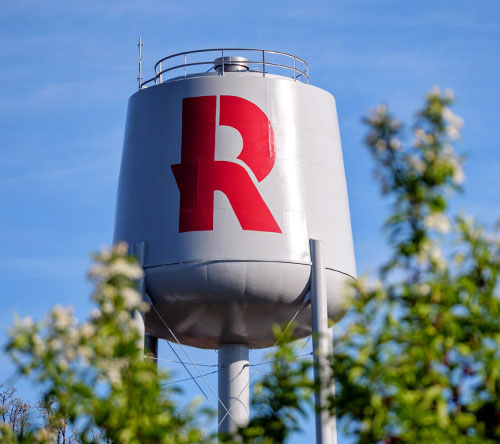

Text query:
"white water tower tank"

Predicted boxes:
[[114, 49, 356, 349]]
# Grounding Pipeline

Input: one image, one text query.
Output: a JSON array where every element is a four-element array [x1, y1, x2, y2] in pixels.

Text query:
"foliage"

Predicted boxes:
[[0, 384, 31, 441], [331, 87, 500, 443], [2, 87, 500, 444], [3, 243, 206, 444], [226, 328, 313, 444]]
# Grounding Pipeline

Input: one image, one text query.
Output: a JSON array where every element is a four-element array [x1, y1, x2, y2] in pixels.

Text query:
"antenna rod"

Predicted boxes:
[[137, 37, 143, 90]]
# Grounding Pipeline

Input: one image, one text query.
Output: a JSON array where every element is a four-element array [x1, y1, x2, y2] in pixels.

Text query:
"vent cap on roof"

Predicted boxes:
[[213, 56, 250, 73]]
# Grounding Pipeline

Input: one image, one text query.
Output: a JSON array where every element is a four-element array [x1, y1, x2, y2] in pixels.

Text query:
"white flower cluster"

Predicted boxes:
[[51, 305, 76, 331], [417, 240, 446, 270], [88, 259, 144, 281], [424, 212, 451, 234], [101, 358, 128, 387], [367, 104, 401, 130], [427, 86, 454, 100], [367, 104, 388, 125], [406, 155, 427, 174], [35, 427, 55, 443], [416, 283, 431, 297], [6, 241, 152, 405], [88, 242, 143, 281], [441, 106, 464, 141], [427, 85, 441, 99], [365, 104, 402, 155], [413, 128, 434, 147], [440, 145, 464, 185], [449, 157, 465, 185]]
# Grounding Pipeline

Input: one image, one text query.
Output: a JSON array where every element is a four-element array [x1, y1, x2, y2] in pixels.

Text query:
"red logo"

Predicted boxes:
[[172, 95, 281, 233]]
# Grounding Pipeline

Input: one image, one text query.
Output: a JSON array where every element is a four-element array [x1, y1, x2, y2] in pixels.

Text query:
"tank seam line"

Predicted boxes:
[[142, 260, 355, 280]]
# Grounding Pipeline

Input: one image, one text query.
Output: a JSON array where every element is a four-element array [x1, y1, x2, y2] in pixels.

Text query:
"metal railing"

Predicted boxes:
[[140, 48, 309, 89]]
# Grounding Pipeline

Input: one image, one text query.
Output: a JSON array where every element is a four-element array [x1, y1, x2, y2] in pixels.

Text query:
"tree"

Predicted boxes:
[[3, 87, 499, 444], [330, 87, 500, 443], [4, 244, 206, 444], [0, 384, 32, 440], [36, 398, 75, 444]]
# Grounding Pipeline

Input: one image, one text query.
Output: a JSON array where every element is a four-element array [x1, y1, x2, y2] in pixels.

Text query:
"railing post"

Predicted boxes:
[[262, 50, 266, 78], [221, 49, 225, 76], [159, 61, 162, 84], [294, 57, 297, 81], [184, 54, 187, 78]]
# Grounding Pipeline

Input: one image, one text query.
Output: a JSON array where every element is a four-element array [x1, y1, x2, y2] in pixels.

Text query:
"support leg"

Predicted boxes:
[[328, 326, 337, 444], [131, 242, 148, 358], [145, 334, 158, 363], [311, 239, 335, 444], [218, 344, 250, 436]]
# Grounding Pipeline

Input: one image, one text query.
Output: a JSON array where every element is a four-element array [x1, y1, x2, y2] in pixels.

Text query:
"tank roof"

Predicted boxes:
[[139, 48, 309, 89]]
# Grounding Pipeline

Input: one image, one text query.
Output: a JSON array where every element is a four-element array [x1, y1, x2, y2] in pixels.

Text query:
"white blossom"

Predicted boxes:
[[32, 334, 46, 357], [64, 347, 76, 362], [99, 245, 112, 261], [389, 137, 401, 151], [376, 104, 387, 116], [35, 427, 55, 443], [113, 242, 129, 256], [102, 301, 113, 315], [108, 259, 144, 280], [78, 345, 94, 364], [104, 360, 127, 387], [56, 356, 69, 371], [371, 279, 383, 291], [427, 86, 441, 98], [423, 150, 436, 162], [367, 104, 388, 126], [80, 322, 96, 339], [441, 107, 463, 141], [48, 338, 63, 352], [90, 308, 101, 320], [51, 305, 75, 330], [375, 139, 387, 151], [88, 264, 107, 279], [450, 159, 465, 185], [407, 155, 427, 174], [424, 212, 451, 234], [18, 316, 34, 328], [432, 249, 446, 270], [417, 283, 431, 296], [417, 240, 446, 270], [414, 128, 434, 145], [442, 107, 464, 129], [121, 287, 141, 308], [66, 327, 79, 343], [444, 88, 455, 100], [445, 125, 460, 140], [388, 117, 401, 131], [117, 311, 131, 323]]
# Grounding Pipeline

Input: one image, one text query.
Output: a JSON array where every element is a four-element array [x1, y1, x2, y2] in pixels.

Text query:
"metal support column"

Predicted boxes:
[[144, 334, 158, 362], [218, 344, 250, 435], [310, 239, 336, 444], [131, 242, 152, 359], [328, 326, 338, 443]]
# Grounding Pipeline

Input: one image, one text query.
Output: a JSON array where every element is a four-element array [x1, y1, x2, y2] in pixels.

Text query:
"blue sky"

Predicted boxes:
[[1, 0, 500, 441]]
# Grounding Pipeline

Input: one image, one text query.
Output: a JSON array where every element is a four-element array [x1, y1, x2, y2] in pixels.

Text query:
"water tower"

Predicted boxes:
[[114, 44, 356, 443]]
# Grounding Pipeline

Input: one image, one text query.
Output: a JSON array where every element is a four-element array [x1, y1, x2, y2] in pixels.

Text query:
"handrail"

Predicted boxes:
[[139, 48, 309, 89]]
